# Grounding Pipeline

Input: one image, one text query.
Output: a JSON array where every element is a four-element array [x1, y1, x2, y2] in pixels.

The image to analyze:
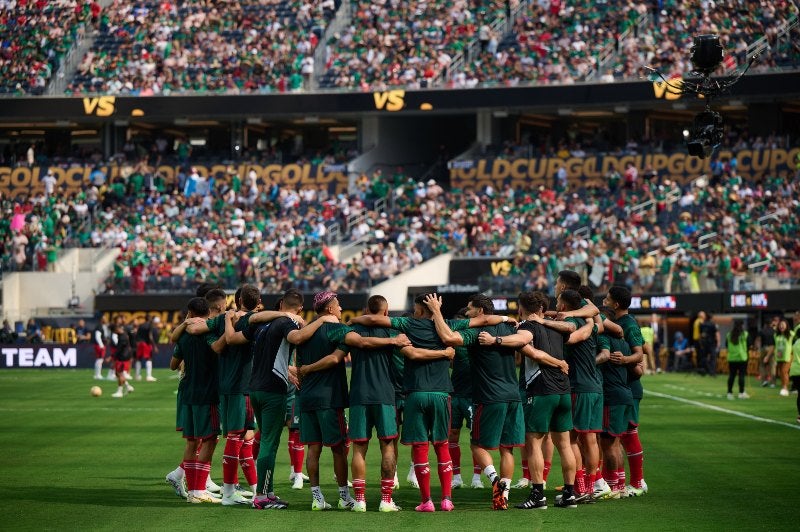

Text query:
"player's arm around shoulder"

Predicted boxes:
[[298, 348, 347, 382], [518, 343, 569, 374], [401, 345, 456, 361], [287, 314, 337, 345]]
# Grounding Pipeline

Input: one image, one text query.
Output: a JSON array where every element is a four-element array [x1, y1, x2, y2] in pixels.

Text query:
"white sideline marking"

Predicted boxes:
[[645, 390, 800, 431]]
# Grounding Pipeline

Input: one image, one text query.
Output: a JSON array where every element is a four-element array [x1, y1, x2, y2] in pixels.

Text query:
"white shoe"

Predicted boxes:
[[135, 374, 142, 381], [512, 478, 530, 489], [351, 500, 367, 513], [166, 471, 188, 498], [338, 497, 356, 510], [739, 392, 750, 399], [122, 371, 132, 380], [187, 491, 221, 504], [451, 474, 464, 489], [727, 393, 734, 400], [640, 479, 648, 493], [125, 384, 134, 393], [93, 375, 104, 380], [206, 477, 221, 494], [291, 475, 304, 490], [379, 499, 402, 512], [407, 469, 419, 489], [780, 388, 789, 397], [625, 484, 646, 497], [221, 492, 250, 506], [592, 478, 612, 500], [111, 390, 123, 398], [146, 376, 157, 382], [290, 470, 310, 482], [234, 484, 253, 497], [311, 499, 331, 511], [471, 478, 485, 489]]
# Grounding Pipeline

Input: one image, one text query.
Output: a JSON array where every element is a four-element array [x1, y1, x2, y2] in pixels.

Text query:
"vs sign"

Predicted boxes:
[[82, 96, 116, 117], [373, 90, 405, 112]]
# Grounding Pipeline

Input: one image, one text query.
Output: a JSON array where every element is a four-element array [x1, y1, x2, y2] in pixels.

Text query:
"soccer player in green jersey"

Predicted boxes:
[[424, 293, 523, 510], [330, 295, 454, 512], [349, 293, 509, 512], [595, 306, 636, 500], [603, 286, 647, 497], [170, 297, 226, 504], [448, 308, 483, 490], [294, 291, 411, 511]]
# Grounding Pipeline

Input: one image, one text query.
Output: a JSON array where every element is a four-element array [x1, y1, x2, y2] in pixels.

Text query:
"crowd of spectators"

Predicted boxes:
[[2, 133, 799, 297], [67, 0, 339, 95], [0, 0, 98, 95], [318, 0, 513, 89]]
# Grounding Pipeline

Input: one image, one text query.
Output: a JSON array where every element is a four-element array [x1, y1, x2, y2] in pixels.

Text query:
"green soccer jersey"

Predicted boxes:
[[597, 333, 634, 406], [391, 346, 405, 398], [389, 317, 469, 393], [296, 322, 352, 411], [564, 317, 602, 393], [173, 332, 219, 405], [450, 346, 472, 398], [207, 312, 255, 395], [458, 323, 520, 404], [345, 323, 395, 406], [617, 314, 644, 398]]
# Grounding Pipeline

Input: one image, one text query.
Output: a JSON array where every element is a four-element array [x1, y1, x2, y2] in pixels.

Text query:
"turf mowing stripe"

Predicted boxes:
[[645, 390, 800, 430]]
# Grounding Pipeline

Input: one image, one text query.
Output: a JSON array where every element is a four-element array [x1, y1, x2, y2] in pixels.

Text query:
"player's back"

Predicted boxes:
[[349, 323, 394, 405], [388, 317, 455, 394], [296, 322, 350, 411], [178, 333, 219, 405], [466, 323, 519, 403]]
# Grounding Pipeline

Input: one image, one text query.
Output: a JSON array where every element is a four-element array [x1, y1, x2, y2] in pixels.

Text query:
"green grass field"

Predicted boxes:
[[1, 370, 798, 531]]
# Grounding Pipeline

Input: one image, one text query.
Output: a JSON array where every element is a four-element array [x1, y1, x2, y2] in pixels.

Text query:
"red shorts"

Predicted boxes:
[[94, 345, 106, 359], [115, 360, 131, 374], [136, 343, 153, 360]]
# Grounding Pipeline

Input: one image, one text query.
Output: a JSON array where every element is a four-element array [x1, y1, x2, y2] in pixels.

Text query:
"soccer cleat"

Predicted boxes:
[[93, 375, 104, 380], [187, 491, 221, 504], [146, 376, 158, 382], [111, 390, 124, 398], [379, 500, 401, 512], [592, 479, 612, 500], [135, 374, 142, 381], [123, 371, 132, 380], [291, 475, 304, 490], [407, 471, 419, 489], [222, 492, 251, 506], [639, 479, 649, 493], [558, 493, 594, 505], [311, 499, 332, 511], [206, 478, 221, 494], [166, 472, 188, 499], [607, 489, 623, 500], [512, 478, 530, 489], [440, 498, 454, 512], [739, 392, 750, 399], [252, 494, 289, 509], [290, 470, 310, 482], [491, 478, 508, 510], [351, 501, 367, 513], [780, 388, 790, 397], [516, 494, 547, 510], [451, 474, 464, 489], [625, 484, 646, 497], [234, 484, 253, 498], [727, 393, 734, 400], [125, 384, 134, 393], [415, 500, 435, 512], [471, 478, 485, 489], [554, 493, 577, 508], [338, 497, 356, 510]]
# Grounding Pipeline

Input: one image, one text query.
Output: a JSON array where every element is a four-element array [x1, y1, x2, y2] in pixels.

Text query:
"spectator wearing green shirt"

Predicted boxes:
[[726, 320, 750, 400]]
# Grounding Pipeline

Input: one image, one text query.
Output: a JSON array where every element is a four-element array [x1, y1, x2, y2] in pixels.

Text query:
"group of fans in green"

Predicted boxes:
[[162, 269, 648, 512]]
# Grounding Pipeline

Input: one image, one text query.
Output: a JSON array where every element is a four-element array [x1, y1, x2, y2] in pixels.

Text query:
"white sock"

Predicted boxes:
[[146, 360, 153, 377], [223, 483, 235, 497], [251, 484, 258, 495], [472, 472, 482, 482], [107, 369, 115, 380], [94, 358, 103, 376], [484, 465, 497, 483], [501, 477, 511, 499], [172, 465, 185, 480], [408, 464, 417, 479], [311, 486, 325, 503], [134, 360, 141, 376], [453, 473, 463, 481], [338, 485, 350, 500]]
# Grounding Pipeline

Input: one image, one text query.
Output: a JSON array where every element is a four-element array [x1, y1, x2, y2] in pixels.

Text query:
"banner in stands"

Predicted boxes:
[[0, 162, 350, 197], [1, 72, 798, 121], [94, 292, 369, 326], [723, 290, 800, 312], [0, 343, 176, 368], [448, 148, 800, 189]]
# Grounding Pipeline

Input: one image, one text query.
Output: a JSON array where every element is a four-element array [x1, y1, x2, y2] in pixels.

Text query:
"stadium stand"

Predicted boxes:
[[0, 0, 96, 95], [2, 138, 798, 295], [67, 0, 340, 95]]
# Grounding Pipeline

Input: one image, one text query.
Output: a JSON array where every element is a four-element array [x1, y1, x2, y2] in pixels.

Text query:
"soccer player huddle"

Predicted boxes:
[[163, 270, 648, 512]]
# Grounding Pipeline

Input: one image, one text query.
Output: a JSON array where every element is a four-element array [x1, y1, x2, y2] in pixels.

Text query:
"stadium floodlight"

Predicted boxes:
[[643, 34, 762, 159]]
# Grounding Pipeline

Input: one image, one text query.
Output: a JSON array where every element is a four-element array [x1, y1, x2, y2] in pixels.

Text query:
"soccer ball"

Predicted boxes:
[[90, 386, 102, 397]]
